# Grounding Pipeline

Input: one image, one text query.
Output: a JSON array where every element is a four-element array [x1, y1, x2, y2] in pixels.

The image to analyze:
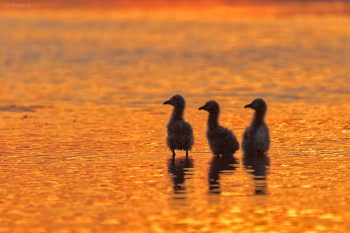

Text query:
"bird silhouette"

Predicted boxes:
[[199, 100, 239, 157], [242, 98, 270, 156], [164, 94, 194, 159]]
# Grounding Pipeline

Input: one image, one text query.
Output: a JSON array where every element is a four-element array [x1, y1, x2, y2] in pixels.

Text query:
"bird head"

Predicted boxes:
[[244, 98, 267, 112], [163, 94, 185, 108], [199, 100, 220, 114]]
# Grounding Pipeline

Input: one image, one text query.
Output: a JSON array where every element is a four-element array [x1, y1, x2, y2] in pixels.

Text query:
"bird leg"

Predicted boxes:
[[172, 150, 176, 159], [186, 150, 189, 160]]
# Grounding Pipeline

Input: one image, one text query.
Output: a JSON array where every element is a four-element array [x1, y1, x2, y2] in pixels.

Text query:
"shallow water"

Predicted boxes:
[[0, 9, 350, 232]]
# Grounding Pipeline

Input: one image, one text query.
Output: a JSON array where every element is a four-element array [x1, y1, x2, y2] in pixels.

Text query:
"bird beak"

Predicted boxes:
[[244, 103, 252, 109], [163, 100, 171, 105], [198, 105, 206, 110]]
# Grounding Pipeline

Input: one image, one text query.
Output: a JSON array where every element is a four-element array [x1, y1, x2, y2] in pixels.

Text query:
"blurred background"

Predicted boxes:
[[1, 0, 350, 232]]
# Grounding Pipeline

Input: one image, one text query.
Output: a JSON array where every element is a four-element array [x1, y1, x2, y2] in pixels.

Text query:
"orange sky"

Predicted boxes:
[[10, 0, 350, 9], [2, 0, 350, 18]]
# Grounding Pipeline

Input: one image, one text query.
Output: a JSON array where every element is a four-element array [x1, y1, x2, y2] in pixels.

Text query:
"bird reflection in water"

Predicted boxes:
[[167, 157, 194, 198], [208, 155, 238, 194], [242, 98, 270, 195], [243, 152, 270, 195]]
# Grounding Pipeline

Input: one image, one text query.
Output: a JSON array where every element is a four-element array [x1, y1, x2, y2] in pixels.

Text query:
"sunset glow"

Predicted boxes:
[[1, 0, 350, 232]]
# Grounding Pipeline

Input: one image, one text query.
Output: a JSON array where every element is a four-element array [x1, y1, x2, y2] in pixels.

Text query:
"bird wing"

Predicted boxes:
[[168, 121, 193, 135], [183, 121, 193, 134], [243, 127, 251, 141]]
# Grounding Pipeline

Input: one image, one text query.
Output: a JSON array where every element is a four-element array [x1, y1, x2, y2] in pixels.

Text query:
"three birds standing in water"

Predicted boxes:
[[163, 94, 270, 159]]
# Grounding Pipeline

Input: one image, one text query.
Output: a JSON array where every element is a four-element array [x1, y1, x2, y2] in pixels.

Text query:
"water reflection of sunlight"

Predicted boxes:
[[2, 8, 350, 232]]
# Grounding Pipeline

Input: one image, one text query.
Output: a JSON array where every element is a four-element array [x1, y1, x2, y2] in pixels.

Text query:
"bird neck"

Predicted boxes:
[[170, 106, 185, 122], [251, 110, 265, 127], [208, 111, 219, 130]]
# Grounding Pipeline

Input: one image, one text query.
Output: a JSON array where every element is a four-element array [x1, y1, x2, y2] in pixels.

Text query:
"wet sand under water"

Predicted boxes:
[[0, 9, 350, 232]]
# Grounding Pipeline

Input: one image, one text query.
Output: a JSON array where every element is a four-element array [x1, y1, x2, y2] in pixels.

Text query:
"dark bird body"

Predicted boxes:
[[242, 98, 270, 155], [164, 95, 194, 159], [199, 101, 239, 157]]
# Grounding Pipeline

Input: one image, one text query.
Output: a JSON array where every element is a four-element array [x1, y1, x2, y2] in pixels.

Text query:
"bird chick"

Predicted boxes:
[[199, 100, 239, 157], [242, 98, 270, 155], [163, 94, 194, 159]]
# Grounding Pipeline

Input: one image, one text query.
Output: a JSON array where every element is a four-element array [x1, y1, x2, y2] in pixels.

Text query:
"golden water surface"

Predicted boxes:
[[0, 6, 350, 232]]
